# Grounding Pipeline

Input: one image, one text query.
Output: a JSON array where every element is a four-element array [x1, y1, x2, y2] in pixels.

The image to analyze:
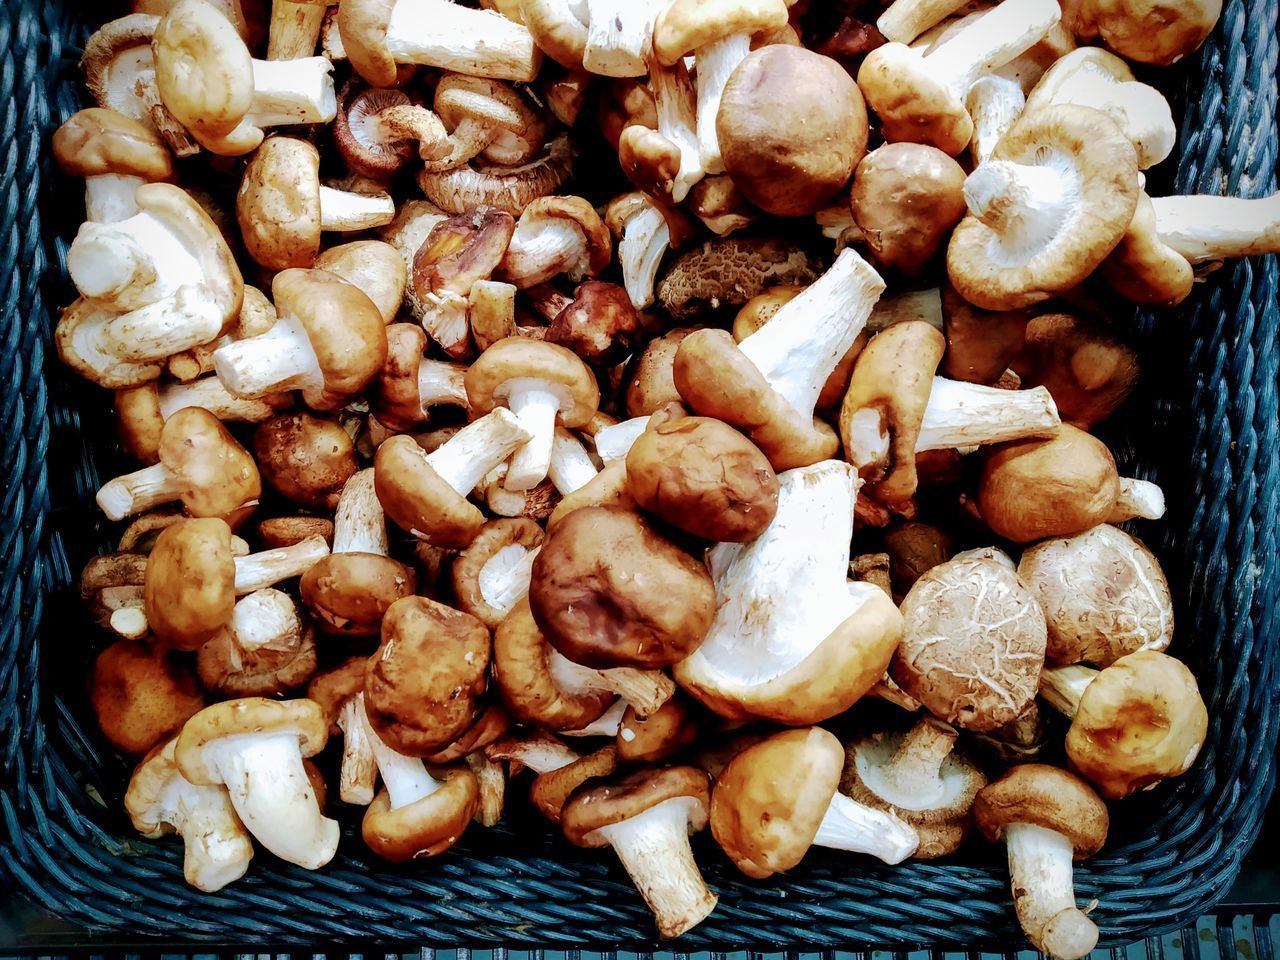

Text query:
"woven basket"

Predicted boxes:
[[3, 0, 1278, 949]]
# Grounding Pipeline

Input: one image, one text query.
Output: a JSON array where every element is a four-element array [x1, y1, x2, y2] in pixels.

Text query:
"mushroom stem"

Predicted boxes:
[[964, 159, 1074, 248], [877, 0, 970, 43], [85, 173, 144, 224], [582, 0, 654, 77], [967, 76, 1026, 167], [1150, 194, 1280, 264], [418, 358, 470, 409], [503, 217, 589, 288], [812, 791, 919, 863], [318, 185, 396, 232], [96, 462, 183, 522], [383, 0, 540, 82], [232, 536, 330, 593], [428, 407, 533, 495], [594, 415, 650, 463], [922, 0, 1062, 97], [158, 377, 284, 422], [479, 543, 541, 613], [503, 379, 564, 490], [651, 59, 705, 203], [562, 697, 628, 737], [549, 428, 599, 494], [337, 697, 378, 806], [214, 314, 324, 401], [738, 248, 886, 420], [1004, 822, 1099, 959], [203, 732, 339, 869], [879, 719, 959, 802], [549, 651, 676, 718], [1108, 477, 1166, 522], [67, 212, 205, 310], [247, 57, 337, 127], [615, 201, 670, 309], [360, 697, 443, 810], [99, 285, 226, 362], [916, 379, 1060, 452], [592, 796, 718, 938], [333, 469, 389, 556], [1039, 665, 1098, 717], [692, 33, 751, 174], [160, 775, 255, 892], [268, 0, 327, 60]]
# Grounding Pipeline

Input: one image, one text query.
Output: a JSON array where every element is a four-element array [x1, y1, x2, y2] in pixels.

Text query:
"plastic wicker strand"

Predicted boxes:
[[1, 0, 1278, 948]]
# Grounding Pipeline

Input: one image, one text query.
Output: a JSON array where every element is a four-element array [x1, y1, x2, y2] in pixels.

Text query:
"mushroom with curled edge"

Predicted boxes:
[[314, 240, 407, 325], [196, 589, 317, 698], [91, 639, 206, 755], [947, 105, 1140, 311], [531, 743, 619, 823], [96, 407, 260, 525], [841, 717, 986, 859], [153, 0, 336, 157], [255, 412, 357, 512], [657, 235, 820, 321], [372, 326, 468, 432], [1041, 650, 1207, 799], [625, 327, 698, 418], [891, 551, 1046, 731], [427, 75, 548, 173], [617, 694, 700, 764], [53, 109, 175, 224], [418, 133, 577, 217], [498, 198, 611, 290], [176, 698, 339, 869], [364, 596, 491, 756], [338, 0, 540, 87], [563, 766, 717, 938], [965, 76, 1026, 168], [1062, 0, 1221, 66], [974, 765, 1109, 959], [676, 461, 904, 724], [466, 338, 600, 491], [688, 176, 758, 237], [214, 268, 388, 412], [307, 657, 378, 806], [545, 459, 634, 529], [674, 248, 885, 471], [712, 728, 919, 881], [617, 126, 682, 202], [374, 409, 532, 548], [1014, 313, 1139, 428], [299, 469, 416, 638], [333, 80, 449, 180], [126, 737, 254, 892], [56, 300, 164, 389], [268, 0, 336, 60], [144, 518, 330, 650]]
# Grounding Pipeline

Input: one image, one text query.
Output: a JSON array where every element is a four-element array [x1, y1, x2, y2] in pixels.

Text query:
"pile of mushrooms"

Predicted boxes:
[[63, 0, 1251, 951]]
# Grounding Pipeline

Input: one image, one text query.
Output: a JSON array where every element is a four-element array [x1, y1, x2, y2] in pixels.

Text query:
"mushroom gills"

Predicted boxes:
[[964, 154, 1083, 265], [1005, 822, 1099, 958], [505, 217, 592, 288], [150, 771, 253, 892], [811, 791, 919, 863], [478, 543, 541, 614], [215, 313, 325, 401], [562, 697, 627, 737], [246, 57, 337, 128]]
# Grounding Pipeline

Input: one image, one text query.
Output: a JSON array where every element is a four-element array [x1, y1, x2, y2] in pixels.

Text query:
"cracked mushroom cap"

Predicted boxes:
[[626, 414, 780, 543], [973, 763, 1108, 857], [529, 507, 716, 669], [892, 554, 1047, 731], [299, 551, 417, 639], [1015, 313, 1139, 428], [238, 138, 324, 270], [373, 435, 487, 549], [362, 766, 481, 862], [144, 518, 239, 650], [452, 519, 546, 629], [529, 744, 619, 824], [465, 338, 600, 429], [1018, 524, 1172, 666], [545, 282, 640, 365], [617, 694, 699, 764], [53, 108, 174, 185], [657, 236, 820, 320], [562, 765, 711, 846], [364, 596, 491, 756], [91, 638, 206, 754], [255, 412, 358, 512], [315, 240, 407, 325], [175, 697, 329, 785]]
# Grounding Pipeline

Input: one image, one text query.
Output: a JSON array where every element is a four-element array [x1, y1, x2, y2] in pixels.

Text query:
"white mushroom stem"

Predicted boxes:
[[85, 174, 144, 224], [591, 797, 717, 938], [964, 158, 1075, 251], [738, 248, 886, 420], [651, 60, 705, 203], [549, 651, 676, 718], [549, 428, 599, 494], [812, 791, 919, 864], [916, 379, 1060, 451], [594, 416, 650, 463], [268, 0, 328, 59], [502, 216, 590, 288], [247, 57, 337, 128], [383, 0, 540, 82], [868, 288, 945, 333], [100, 284, 226, 362], [333, 469, 390, 556], [201, 732, 339, 869], [337, 697, 378, 806], [692, 34, 751, 174], [1150, 194, 1280, 263], [1004, 823, 1100, 958], [318, 185, 396, 232], [419, 358, 469, 408], [67, 212, 206, 312], [1109, 477, 1167, 522], [583, 0, 655, 77], [614, 200, 670, 309], [921, 0, 1061, 97], [1039, 664, 1098, 717], [359, 697, 443, 810], [227, 588, 302, 653], [878, 0, 970, 43], [479, 544, 542, 616], [150, 773, 254, 892], [96, 463, 183, 521], [429, 407, 533, 495], [562, 697, 628, 737], [214, 313, 324, 400], [502, 378, 566, 491], [233, 536, 332, 593], [158, 377, 283, 422], [967, 76, 1026, 167]]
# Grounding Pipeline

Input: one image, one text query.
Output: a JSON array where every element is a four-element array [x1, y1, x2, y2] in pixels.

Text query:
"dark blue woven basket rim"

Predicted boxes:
[[1, 0, 1278, 949]]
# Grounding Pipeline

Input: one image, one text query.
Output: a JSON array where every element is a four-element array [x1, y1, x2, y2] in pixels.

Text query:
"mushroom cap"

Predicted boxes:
[[882, 522, 955, 598], [452, 519, 547, 629], [710, 727, 842, 878], [657, 236, 820, 320], [158, 407, 261, 525], [1066, 650, 1207, 799], [978, 425, 1120, 543], [272, 268, 388, 410], [144, 517, 235, 650], [57, 299, 163, 389], [258, 515, 335, 549], [255, 412, 358, 512], [125, 737, 185, 834], [1018, 524, 1172, 666], [546, 282, 640, 365], [562, 765, 711, 848], [423, 704, 512, 764], [337, 0, 397, 87], [306, 655, 368, 731], [176, 697, 329, 786], [856, 43, 973, 156], [1015, 312, 1139, 428], [80, 551, 148, 629], [546, 458, 635, 529], [626, 414, 780, 542], [238, 138, 322, 271], [377, 435, 487, 547], [973, 763, 1108, 857], [493, 597, 614, 730], [617, 694, 699, 764], [315, 240, 407, 325], [500, 196, 612, 286], [1072, 0, 1221, 66], [947, 105, 1140, 311], [529, 507, 716, 669], [718, 46, 868, 216], [53, 108, 174, 182], [114, 383, 164, 465], [625, 327, 697, 418], [91, 639, 205, 754], [196, 599, 317, 697], [465, 337, 600, 429], [530, 745, 619, 824], [941, 285, 1031, 385], [364, 596, 491, 756], [417, 135, 576, 217], [654, 0, 790, 63], [892, 555, 1047, 731], [1099, 190, 1195, 307], [299, 552, 417, 638], [372, 324, 431, 431], [361, 767, 480, 862]]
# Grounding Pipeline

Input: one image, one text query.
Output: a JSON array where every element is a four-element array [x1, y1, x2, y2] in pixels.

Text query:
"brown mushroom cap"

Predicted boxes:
[[452, 519, 546, 629], [562, 765, 711, 847], [197, 618, 318, 698], [656, 236, 820, 320], [373, 435, 486, 549], [653, 0, 790, 63], [530, 745, 619, 824], [718, 46, 868, 216], [546, 282, 641, 365], [626, 414, 780, 542], [306, 656, 368, 731], [114, 383, 165, 465], [372, 324, 431, 430], [941, 285, 1031, 385], [1068, 0, 1221, 66], [314, 240, 407, 325], [625, 327, 698, 418], [364, 596, 491, 756], [1015, 313, 1140, 429], [529, 507, 715, 669], [255, 412, 358, 512], [465, 337, 600, 429], [892, 555, 1047, 731], [299, 552, 417, 638], [238, 138, 322, 271], [338, 0, 397, 87], [362, 766, 480, 862], [978, 425, 1120, 543], [258, 516, 335, 549], [973, 763, 1108, 857], [157, 407, 261, 526], [144, 517, 236, 650], [91, 638, 205, 754], [883, 522, 955, 598], [53, 108, 174, 183], [856, 43, 973, 157], [1099, 191, 1195, 307], [546, 459, 636, 529], [332, 80, 418, 180], [176, 697, 329, 785], [617, 694, 699, 764], [423, 704, 512, 764]]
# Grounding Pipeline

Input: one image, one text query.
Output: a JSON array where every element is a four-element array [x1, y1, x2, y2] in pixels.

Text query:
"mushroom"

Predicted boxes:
[[153, 0, 336, 156], [547, 427, 602, 496], [657, 236, 820, 320], [676, 461, 904, 723], [485, 729, 580, 777], [268, 0, 336, 60], [299, 469, 417, 637], [625, 327, 696, 417], [841, 717, 986, 859], [196, 589, 317, 697], [892, 552, 1047, 731], [55, 300, 164, 389], [254, 412, 357, 512], [1040, 650, 1207, 799], [1146, 191, 1280, 266], [53, 108, 175, 223], [418, 133, 577, 216], [470, 279, 519, 352], [545, 458, 635, 528], [577, 0, 665, 76], [1063, 0, 1221, 65], [530, 506, 715, 669], [380, 198, 450, 278], [584, 415, 648, 464], [876, 0, 971, 43], [126, 737, 254, 892], [333, 80, 448, 179], [674, 248, 885, 470], [530, 744, 619, 824], [1014, 313, 1140, 427], [940, 285, 1030, 386], [307, 657, 378, 806], [370, 328, 465, 433], [626, 413, 780, 542], [973, 765, 1108, 959], [520, 0, 589, 70], [165, 282, 279, 384], [947, 105, 1140, 311], [423, 704, 513, 765], [314, 240, 408, 325], [971, 701, 1050, 764], [337, 0, 540, 87], [497, 197, 611, 289], [91, 639, 206, 754], [687, 175, 758, 237], [465, 338, 600, 490], [428, 74, 547, 172], [373, 408, 532, 547], [175, 698, 339, 869], [647, 58, 705, 203], [214, 268, 387, 412], [540, 282, 640, 365], [363, 595, 490, 755], [965, 75, 1027, 167], [882, 521, 954, 597], [718, 45, 868, 216], [616, 694, 699, 764], [258, 515, 335, 549], [81, 552, 150, 640], [562, 766, 717, 938]]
